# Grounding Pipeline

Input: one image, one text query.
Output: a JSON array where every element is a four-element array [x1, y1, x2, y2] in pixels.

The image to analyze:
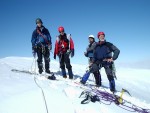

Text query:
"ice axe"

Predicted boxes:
[[115, 88, 131, 105]]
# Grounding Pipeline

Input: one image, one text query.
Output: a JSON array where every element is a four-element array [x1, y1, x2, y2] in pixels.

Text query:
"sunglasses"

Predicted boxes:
[[59, 31, 64, 34]]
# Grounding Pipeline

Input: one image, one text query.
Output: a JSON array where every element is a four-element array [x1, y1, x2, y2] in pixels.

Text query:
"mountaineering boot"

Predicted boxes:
[[45, 69, 51, 74], [109, 80, 116, 92], [39, 68, 43, 74], [38, 63, 43, 74], [62, 69, 67, 78], [68, 69, 73, 79], [80, 71, 90, 84]]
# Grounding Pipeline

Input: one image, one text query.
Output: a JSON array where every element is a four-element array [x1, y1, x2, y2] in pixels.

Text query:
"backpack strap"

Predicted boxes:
[[67, 34, 74, 50], [37, 28, 50, 45]]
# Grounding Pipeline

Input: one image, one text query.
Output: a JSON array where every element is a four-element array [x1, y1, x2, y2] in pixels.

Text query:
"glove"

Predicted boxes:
[[70, 49, 74, 57], [66, 50, 71, 55], [32, 46, 37, 58], [84, 52, 88, 57], [32, 49, 36, 58], [48, 44, 52, 51], [54, 55, 56, 60]]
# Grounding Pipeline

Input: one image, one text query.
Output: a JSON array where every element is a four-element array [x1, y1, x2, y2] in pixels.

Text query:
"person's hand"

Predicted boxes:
[[32, 50, 36, 58], [70, 49, 74, 57], [32, 45, 37, 52], [66, 50, 71, 55], [54, 55, 56, 60], [48, 44, 52, 50], [66, 49, 74, 57], [89, 62, 93, 67], [84, 52, 88, 57]]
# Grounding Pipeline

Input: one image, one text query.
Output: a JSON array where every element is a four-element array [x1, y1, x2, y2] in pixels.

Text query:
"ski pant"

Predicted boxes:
[[90, 61, 115, 90], [90, 62, 115, 82], [81, 63, 101, 85], [89, 63, 101, 85], [59, 53, 73, 78], [82, 57, 101, 85], [37, 46, 50, 71], [59, 53, 72, 70]]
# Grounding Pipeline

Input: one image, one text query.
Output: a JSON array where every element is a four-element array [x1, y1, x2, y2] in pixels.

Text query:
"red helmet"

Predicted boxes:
[[58, 26, 64, 32], [97, 32, 105, 38]]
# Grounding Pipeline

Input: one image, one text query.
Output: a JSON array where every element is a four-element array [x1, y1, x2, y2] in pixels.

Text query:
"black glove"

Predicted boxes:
[[71, 49, 74, 57], [32, 49, 36, 58], [84, 52, 88, 57], [32, 46, 37, 57], [48, 44, 52, 51], [54, 55, 56, 59]]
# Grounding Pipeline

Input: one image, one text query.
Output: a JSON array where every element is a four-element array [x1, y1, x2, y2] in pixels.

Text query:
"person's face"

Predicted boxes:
[[37, 22, 42, 28], [89, 38, 94, 43], [99, 35, 105, 41], [60, 31, 64, 35]]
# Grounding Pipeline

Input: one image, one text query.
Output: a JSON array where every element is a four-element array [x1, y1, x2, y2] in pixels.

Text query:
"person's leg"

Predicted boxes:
[[44, 47, 50, 73], [37, 47, 43, 74], [64, 54, 73, 79], [59, 54, 67, 78], [81, 63, 99, 84], [93, 71, 101, 86], [104, 64, 116, 92]]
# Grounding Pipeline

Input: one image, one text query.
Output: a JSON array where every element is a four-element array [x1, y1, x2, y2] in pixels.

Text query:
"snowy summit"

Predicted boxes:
[[0, 57, 150, 113]]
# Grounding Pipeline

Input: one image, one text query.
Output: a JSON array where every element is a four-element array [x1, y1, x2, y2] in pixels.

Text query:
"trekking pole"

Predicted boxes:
[[30, 56, 35, 73], [34, 55, 37, 74]]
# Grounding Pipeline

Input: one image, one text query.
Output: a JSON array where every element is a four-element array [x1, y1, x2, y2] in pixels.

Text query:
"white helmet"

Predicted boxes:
[[88, 35, 95, 39]]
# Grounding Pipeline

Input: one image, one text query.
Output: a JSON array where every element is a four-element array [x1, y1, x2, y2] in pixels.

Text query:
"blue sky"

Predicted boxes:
[[0, 0, 150, 67]]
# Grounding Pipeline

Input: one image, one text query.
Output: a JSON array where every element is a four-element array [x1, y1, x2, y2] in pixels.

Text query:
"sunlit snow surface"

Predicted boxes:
[[0, 57, 150, 113]]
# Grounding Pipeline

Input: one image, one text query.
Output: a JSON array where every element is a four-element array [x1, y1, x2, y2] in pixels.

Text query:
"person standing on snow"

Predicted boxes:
[[84, 35, 97, 64], [31, 18, 52, 74], [81, 32, 120, 92], [84, 35, 101, 86], [54, 26, 74, 79]]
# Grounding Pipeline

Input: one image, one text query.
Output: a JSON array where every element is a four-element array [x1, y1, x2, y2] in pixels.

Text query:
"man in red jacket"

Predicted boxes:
[[54, 26, 74, 79]]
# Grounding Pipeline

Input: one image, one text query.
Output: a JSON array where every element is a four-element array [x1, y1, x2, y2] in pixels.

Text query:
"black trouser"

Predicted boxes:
[[59, 53, 72, 70], [37, 46, 50, 71], [89, 58, 101, 85], [102, 64, 114, 82], [90, 62, 114, 84]]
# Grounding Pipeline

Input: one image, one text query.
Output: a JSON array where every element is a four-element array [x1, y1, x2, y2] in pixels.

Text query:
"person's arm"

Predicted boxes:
[[46, 29, 52, 45], [31, 30, 37, 47], [31, 30, 37, 57], [109, 43, 120, 60], [87, 42, 97, 52]]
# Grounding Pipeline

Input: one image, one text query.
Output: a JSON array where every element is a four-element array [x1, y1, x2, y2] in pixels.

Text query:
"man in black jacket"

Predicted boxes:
[[81, 32, 120, 92]]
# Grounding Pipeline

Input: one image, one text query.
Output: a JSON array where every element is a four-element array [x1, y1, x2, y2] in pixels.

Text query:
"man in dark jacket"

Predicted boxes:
[[31, 18, 52, 74], [54, 26, 74, 79], [81, 32, 120, 92]]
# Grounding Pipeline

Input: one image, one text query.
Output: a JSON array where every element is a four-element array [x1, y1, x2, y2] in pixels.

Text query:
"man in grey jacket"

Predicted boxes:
[[84, 35, 97, 64], [84, 35, 101, 86]]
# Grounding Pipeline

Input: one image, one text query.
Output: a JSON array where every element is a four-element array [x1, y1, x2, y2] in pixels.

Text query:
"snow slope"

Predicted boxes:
[[0, 57, 150, 113]]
